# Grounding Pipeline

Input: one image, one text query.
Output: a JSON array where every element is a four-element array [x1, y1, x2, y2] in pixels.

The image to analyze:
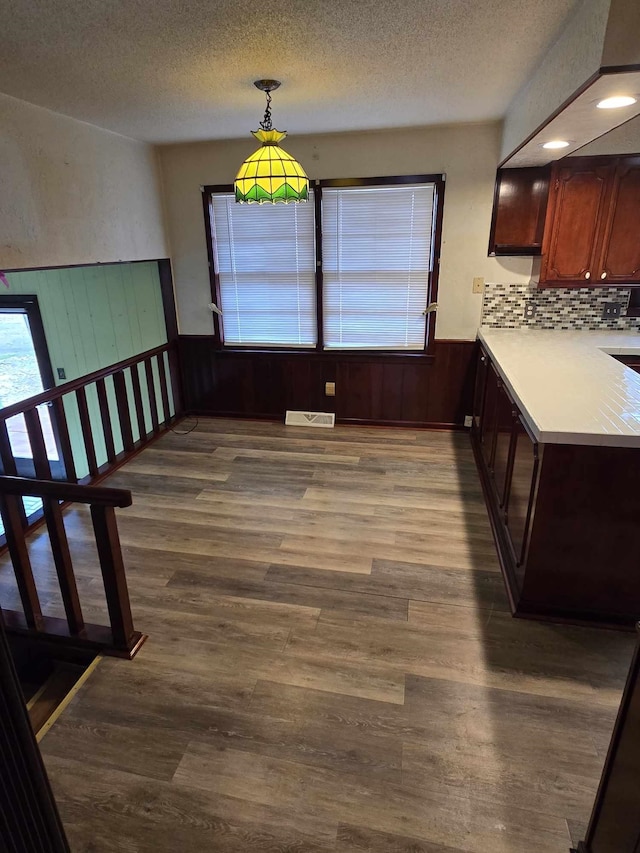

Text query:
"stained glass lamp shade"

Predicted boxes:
[[234, 80, 309, 204], [235, 129, 309, 204]]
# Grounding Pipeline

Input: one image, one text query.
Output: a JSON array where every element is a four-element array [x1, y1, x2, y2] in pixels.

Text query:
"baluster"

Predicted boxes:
[[0, 419, 27, 528], [0, 493, 42, 629], [75, 387, 99, 478], [42, 498, 84, 635], [90, 505, 135, 650], [157, 352, 171, 426], [51, 397, 77, 483], [0, 609, 72, 852], [113, 370, 134, 453], [144, 359, 159, 434], [129, 363, 147, 442], [95, 378, 116, 464], [167, 344, 183, 416], [0, 420, 18, 476], [24, 408, 51, 479]]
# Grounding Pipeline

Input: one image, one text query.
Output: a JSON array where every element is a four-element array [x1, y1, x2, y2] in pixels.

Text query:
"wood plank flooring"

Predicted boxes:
[[0, 418, 636, 852]]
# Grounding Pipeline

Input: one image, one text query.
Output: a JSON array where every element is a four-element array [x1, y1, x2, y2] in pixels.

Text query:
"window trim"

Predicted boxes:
[[201, 173, 445, 356], [0, 294, 55, 389], [0, 294, 66, 516], [202, 184, 228, 346]]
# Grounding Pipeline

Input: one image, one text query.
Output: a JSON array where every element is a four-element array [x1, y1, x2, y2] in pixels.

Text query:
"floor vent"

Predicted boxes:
[[285, 411, 335, 428]]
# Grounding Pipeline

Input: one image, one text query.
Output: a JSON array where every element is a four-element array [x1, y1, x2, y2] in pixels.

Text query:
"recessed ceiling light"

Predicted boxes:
[[542, 140, 571, 150], [596, 95, 637, 110]]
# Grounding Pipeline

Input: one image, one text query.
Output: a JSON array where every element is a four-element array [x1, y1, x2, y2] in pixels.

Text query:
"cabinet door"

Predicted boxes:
[[492, 379, 516, 509], [597, 157, 640, 284], [472, 347, 489, 433], [505, 417, 539, 590], [488, 167, 550, 256], [481, 363, 500, 469], [540, 162, 614, 285]]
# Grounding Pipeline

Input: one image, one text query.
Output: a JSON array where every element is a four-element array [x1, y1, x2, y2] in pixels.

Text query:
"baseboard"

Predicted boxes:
[[187, 410, 466, 430]]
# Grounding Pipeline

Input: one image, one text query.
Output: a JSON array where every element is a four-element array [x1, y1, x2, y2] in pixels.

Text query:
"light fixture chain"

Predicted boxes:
[[260, 90, 273, 131], [235, 79, 309, 203]]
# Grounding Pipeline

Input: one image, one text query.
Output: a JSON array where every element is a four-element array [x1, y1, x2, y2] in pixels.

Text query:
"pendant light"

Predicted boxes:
[[234, 80, 309, 204]]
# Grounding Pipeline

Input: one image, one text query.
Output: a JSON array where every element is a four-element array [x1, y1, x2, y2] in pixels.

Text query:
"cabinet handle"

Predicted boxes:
[[480, 356, 486, 363], [601, 272, 607, 280], [585, 271, 591, 280]]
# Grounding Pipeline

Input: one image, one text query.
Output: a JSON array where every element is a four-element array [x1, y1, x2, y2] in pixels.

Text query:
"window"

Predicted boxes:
[[203, 174, 444, 352], [209, 191, 317, 347], [322, 183, 436, 350], [0, 295, 59, 542]]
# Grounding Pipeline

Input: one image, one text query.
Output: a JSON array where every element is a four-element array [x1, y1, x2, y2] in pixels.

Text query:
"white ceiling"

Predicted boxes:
[[0, 0, 579, 144]]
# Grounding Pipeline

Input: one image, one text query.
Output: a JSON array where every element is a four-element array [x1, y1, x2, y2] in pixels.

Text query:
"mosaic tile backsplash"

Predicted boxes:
[[481, 282, 640, 331]]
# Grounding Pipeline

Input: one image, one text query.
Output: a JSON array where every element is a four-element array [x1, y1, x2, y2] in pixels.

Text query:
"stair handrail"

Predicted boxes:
[[0, 343, 169, 422], [0, 475, 143, 658], [0, 475, 131, 507]]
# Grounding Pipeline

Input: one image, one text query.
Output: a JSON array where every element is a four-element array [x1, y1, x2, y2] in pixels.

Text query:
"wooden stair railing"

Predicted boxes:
[[0, 343, 179, 518], [0, 608, 71, 852], [0, 475, 144, 659]]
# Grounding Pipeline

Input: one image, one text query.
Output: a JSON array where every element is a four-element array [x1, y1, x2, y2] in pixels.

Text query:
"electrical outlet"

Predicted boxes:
[[472, 277, 484, 294], [464, 415, 473, 428], [602, 302, 623, 319], [325, 381, 336, 397], [524, 301, 537, 319]]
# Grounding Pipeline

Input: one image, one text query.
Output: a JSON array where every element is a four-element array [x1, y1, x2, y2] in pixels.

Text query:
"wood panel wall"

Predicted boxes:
[[178, 338, 477, 428], [3, 263, 167, 379]]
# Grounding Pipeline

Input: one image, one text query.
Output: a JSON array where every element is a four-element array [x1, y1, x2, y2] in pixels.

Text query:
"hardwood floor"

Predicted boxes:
[[0, 418, 635, 852]]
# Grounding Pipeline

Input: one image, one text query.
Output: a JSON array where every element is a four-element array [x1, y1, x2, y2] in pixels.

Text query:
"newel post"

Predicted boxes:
[[90, 504, 141, 656]]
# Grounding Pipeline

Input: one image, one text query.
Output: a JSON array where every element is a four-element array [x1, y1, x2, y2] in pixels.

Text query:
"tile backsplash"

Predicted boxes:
[[481, 282, 640, 331]]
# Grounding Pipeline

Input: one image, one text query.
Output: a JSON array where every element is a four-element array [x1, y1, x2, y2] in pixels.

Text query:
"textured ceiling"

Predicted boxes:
[[0, 0, 579, 144]]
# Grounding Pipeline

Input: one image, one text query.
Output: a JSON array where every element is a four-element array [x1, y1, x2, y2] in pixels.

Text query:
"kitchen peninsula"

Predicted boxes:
[[472, 328, 640, 628]]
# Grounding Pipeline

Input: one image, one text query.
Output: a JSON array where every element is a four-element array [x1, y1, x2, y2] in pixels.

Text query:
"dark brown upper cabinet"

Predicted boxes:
[[540, 158, 614, 286], [488, 167, 550, 256], [598, 155, 640, 285], [488, 155, 640, 288]]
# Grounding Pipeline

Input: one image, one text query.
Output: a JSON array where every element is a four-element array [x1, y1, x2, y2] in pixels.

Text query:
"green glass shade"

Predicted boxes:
[[235, 129, 309, 204]]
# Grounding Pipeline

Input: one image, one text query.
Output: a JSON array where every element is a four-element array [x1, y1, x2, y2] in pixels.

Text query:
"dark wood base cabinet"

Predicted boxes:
[[472, 346, 640, 629]]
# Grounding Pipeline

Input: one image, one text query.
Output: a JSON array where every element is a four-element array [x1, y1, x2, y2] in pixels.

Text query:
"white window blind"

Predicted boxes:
[[322, 183, 435, 350], [210, 192, 317, 347]]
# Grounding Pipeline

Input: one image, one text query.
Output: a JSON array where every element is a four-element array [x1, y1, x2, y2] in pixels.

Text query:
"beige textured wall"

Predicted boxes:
[[0, 93, 168, 269], [573, 113, 640, 155], [501, 0, 640, 163], [500, 0, 611, 162], [601, 0, 640, 66], [159, 122, 532, 341]]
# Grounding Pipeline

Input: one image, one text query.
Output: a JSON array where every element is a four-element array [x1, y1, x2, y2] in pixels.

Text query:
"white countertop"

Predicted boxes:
[[477, 328, 640, 447]]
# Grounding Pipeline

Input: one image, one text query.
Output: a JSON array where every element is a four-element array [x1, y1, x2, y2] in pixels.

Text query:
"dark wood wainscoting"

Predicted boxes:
[[178, 338, 477, 428]]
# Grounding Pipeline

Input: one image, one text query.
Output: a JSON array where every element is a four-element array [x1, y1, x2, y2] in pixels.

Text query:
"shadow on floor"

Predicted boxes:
[[452, 432, 634, 851]]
